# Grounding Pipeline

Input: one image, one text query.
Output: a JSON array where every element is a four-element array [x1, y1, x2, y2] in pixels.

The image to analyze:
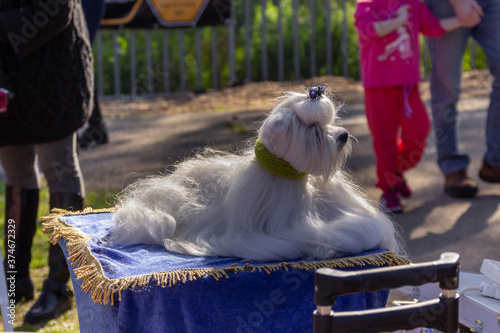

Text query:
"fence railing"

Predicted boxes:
[[94, 0, 481, 97]]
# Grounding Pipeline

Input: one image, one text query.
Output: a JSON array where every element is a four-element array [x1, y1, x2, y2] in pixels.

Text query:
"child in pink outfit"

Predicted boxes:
[[354, 0, 461, 213]]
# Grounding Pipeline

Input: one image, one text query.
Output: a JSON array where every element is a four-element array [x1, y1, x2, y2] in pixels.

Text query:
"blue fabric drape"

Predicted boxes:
[[55, 212, 397, 332]]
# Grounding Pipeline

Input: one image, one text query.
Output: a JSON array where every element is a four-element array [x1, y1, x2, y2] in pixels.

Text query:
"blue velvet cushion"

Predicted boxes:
[[43, 210, 409, 333]]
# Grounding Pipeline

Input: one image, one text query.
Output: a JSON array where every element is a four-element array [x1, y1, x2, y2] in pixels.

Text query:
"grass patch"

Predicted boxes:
[[227, 123, 248, 133], [213, 106, 228, 113], [0, 180, 118, 331]]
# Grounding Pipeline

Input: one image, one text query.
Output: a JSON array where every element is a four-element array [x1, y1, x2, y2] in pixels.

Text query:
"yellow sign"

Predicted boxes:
[[149, 0, 207, 23]]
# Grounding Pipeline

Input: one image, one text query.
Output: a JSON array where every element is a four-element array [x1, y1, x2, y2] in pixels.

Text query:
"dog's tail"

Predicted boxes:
[[111, 177, 180, 246]]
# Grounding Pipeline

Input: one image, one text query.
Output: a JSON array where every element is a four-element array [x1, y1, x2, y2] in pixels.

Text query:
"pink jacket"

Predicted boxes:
[[355, 0, 446, 87]]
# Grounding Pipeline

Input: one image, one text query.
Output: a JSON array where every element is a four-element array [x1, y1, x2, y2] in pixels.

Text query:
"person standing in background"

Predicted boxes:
[[0, 0, 93, 324], [79, 0, 108, 149], [354, 0, 466, 213], [425, 0, 500, 198]]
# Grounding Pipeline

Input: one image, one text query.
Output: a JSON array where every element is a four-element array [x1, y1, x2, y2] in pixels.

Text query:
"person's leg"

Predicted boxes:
[[0, 146, 40, 190], [0, 146, 40, 302], [425, 0, 478, 197], [37, 133, 85, 197], [365, 86, 403, 191], [81, 0, 106, 44], [88, 92, 104, 126], [473, 0, 500, 182], [397, 84, 430, 174], [427, 31, 471, 172], [364, 86, 404, 213], [79, 0, 108, 149], [78, 90, 108, 149], [24, 133, 85, 324]]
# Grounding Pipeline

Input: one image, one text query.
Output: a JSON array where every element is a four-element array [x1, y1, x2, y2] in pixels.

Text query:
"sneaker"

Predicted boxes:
[[444, 170, 478, 198], [479, 161, 500, 183], [395, 179, 412, 198], [380, 188, 404, 214]]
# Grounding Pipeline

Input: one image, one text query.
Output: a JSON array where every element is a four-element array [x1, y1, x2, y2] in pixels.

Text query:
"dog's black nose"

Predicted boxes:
[[338, 132, 349, 143]]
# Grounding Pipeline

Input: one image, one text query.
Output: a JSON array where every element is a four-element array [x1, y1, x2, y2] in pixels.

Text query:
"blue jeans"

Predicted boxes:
[[425, 0, 500, 175]]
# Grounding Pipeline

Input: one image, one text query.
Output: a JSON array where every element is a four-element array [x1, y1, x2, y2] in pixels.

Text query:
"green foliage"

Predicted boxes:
[[462, 40, 487, 71], [227, 123, 248, 133], [95, 0, 486, 95]]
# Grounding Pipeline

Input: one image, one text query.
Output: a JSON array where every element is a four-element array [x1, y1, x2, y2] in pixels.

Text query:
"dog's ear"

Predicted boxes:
[[258, 108, 294, 157]]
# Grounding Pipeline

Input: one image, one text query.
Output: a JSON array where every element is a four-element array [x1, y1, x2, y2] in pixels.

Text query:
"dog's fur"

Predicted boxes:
[[110, 90, 400, 261]]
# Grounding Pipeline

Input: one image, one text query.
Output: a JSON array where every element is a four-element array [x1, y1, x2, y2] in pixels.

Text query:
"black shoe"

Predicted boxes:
[[24, 282, 73, 325], [78, 123, 108, 149], [444, 170, 478, 198]]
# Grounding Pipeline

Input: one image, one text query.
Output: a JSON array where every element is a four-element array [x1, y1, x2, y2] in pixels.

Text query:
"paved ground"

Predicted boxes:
[[78, 95, 500, 273]]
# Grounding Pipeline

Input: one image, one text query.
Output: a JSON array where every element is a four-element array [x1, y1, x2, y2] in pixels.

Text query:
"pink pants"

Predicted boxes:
[[364, 84, 430, 191]]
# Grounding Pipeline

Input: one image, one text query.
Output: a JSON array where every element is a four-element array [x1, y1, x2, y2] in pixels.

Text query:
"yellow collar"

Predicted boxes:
[[254, 138, 307, 179]]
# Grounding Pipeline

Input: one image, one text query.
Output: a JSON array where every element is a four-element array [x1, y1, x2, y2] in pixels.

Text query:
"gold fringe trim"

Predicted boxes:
[[42, 208, 412, 306]]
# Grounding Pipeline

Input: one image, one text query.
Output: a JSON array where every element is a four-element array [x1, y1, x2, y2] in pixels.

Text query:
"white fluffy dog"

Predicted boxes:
[[110, 87, 400, 261]]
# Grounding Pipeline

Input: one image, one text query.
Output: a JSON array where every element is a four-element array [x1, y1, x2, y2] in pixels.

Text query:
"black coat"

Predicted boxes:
[[0, 0, 93, 147]]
